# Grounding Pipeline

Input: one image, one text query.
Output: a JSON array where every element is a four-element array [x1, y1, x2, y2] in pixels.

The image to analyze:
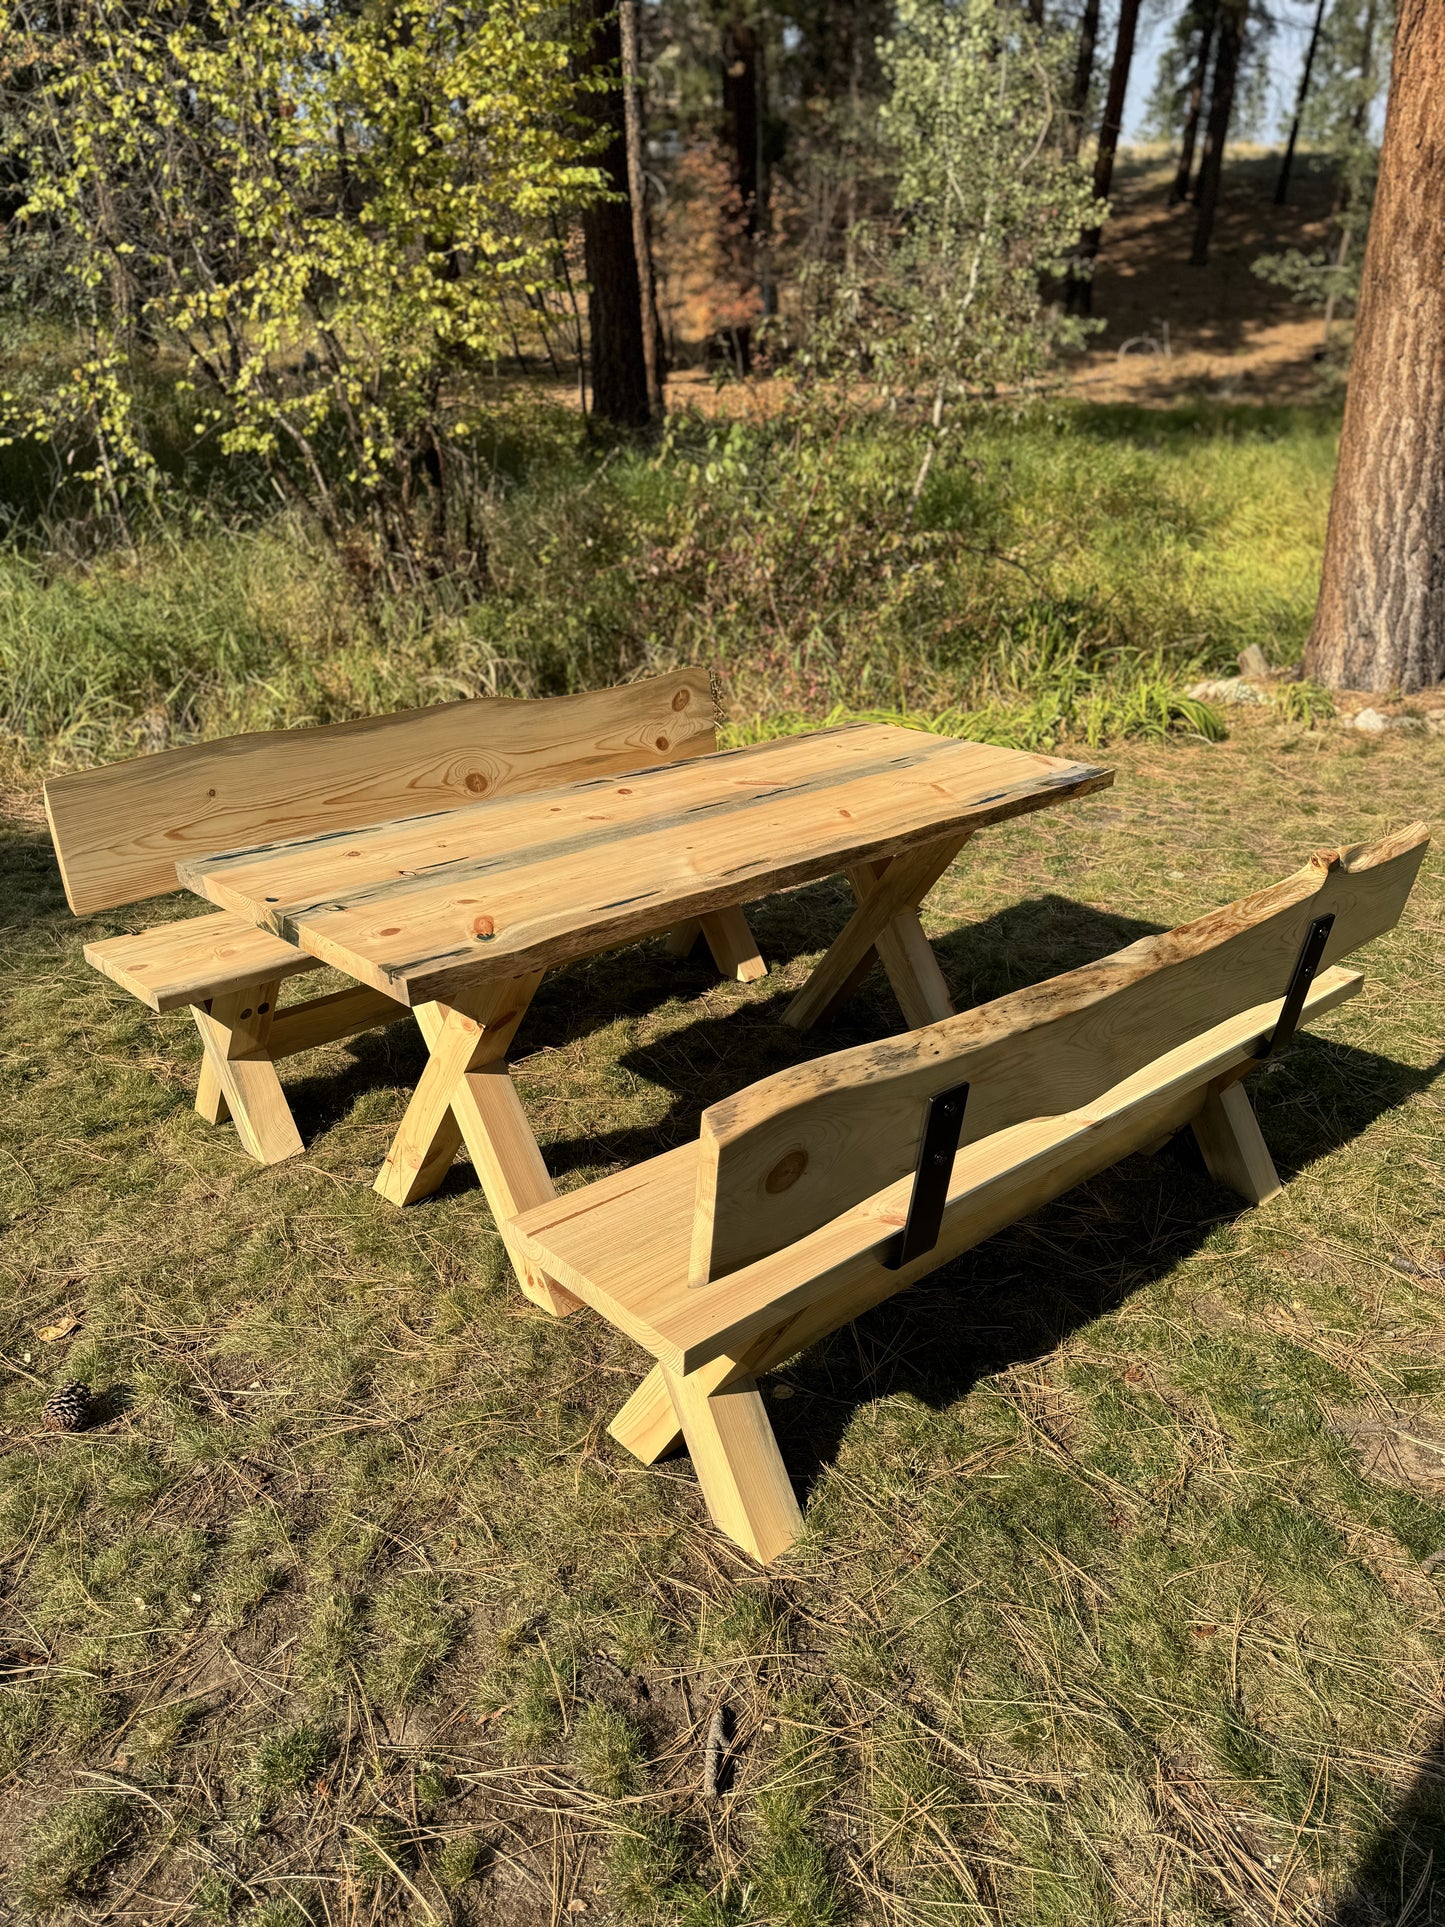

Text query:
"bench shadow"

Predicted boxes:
[[1321, 1735, 1445, 1925]]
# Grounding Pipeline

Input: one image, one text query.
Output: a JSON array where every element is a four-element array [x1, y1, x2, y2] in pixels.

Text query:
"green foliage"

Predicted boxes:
[[248, 1720, 331, 1800], [572, 1699, 647, 1797], [795, 0, 1099, 400], [0, 399, 1338, 779], [0, 0, 603, 578], [18, 1791, 134, 1911]]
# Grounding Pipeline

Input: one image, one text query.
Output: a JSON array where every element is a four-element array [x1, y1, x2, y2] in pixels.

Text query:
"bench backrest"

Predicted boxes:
[[43, 669, 716, 915], [690, 823, 1429, 1285]]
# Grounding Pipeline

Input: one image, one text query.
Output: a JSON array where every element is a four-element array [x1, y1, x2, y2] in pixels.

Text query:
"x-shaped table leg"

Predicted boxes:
[[373, 971, 581, 1317], [783, 833, 970, 1030]]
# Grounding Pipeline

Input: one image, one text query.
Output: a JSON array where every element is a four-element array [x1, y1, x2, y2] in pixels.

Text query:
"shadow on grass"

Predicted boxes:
[[1325, 1738, 1445, 1925]]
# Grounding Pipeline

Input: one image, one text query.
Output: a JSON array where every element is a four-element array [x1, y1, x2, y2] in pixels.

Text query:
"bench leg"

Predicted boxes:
[[660, 1364, 803, 1565], [1191, 1080, 1282, 1205], [665, 909, 768, 983], [191, 982, 303, 1164], [847, 860, 954, 1028], [373, 973, 580, 1318], [195, 1051, 230, 1127], [784, 834, 968, 1030]]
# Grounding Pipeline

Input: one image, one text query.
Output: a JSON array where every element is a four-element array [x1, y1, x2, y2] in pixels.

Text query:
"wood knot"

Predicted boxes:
[[379, 926, 401, 937], [765, 1148, 809, 1194], [465, 771, 488, 794], [655, 736, 669, 752], [471, 914, 496, 941], [672, 687, 691, 711]]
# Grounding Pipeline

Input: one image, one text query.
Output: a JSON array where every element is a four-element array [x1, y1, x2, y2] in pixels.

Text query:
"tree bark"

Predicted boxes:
[[1062, 0, 1102, 164], [619, 0, 662, 414], [1275, 0, 1327, 205], [1188, 0, 1246, 267], [579, 0, 651, 427], [1065, 0, 1142, 316], [1304, 0, 1445, 692], [1170, 7, 1216, 204]]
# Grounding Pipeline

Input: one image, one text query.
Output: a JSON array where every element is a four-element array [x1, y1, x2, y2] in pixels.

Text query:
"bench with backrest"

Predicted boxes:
[[511, 823, 1430, 1564], [44, 671, 763, 1165]]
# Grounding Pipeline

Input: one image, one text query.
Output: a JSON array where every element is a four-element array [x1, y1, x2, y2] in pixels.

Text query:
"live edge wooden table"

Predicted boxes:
[[177, 724, 1112, 1316]]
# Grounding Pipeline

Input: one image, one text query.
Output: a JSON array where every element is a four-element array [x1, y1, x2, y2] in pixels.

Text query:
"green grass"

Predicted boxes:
[[1, 712, 1442, 1920], [0, 398, 1338, 778]]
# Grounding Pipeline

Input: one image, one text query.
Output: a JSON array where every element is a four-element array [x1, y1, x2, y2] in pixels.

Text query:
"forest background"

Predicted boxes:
[[0, 0, 1417, 781]]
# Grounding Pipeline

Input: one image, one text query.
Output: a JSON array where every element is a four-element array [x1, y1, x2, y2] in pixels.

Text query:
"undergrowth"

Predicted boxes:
[[0, 396, 1337, 775]]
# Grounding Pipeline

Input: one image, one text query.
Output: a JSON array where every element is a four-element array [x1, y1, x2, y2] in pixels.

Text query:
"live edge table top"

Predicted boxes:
[[176, 725, 1113, 1009]]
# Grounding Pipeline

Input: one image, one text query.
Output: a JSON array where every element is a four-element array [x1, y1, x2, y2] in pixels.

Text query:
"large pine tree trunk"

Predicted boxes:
[[1189, 0, 1246, 267], [1305, 0, 1445, 691], [579, 0, 651, 427], [1065, 0, 1142, 315]]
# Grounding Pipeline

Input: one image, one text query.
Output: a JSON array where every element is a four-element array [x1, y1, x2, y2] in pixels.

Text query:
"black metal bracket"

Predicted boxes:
[[883, 1082, 970, 1270], [1254, 913, 1335, 1060]]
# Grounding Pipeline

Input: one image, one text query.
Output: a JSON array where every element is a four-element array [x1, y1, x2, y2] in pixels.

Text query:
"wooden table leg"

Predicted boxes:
[[783, 834, 969, 1031], [373, 973, 581, 1316], [191, 982, 303, 1163], [665, 908, 768, 983]]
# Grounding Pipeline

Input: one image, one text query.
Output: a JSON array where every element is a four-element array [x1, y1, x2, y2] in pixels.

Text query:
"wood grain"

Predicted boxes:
[[45, 669, 716, 915], [178, 726, 1111, 1006], [84, 912, 322, 1014], [691, 825, 1428, 1283], [514, 964, 1366, 1376]]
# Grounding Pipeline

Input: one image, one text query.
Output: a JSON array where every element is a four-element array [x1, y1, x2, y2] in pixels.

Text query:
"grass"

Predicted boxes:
[[0, 397, 1339, 778], [1, 703, 1442, 1921]]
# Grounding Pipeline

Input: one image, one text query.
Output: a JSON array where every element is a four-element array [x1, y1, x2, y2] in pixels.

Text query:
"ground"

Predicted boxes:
[[2, 713, 1442, 1925]]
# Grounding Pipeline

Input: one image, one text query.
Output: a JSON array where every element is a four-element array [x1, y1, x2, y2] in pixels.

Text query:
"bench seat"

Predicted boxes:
[[84, 912, 322, 1014], [509, 820, 1430, 1565]]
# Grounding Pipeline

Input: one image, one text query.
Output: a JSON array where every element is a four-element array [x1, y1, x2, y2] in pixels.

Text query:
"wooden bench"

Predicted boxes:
[[512, 824, 1430, 1564], [44, 671, 762, 1164]]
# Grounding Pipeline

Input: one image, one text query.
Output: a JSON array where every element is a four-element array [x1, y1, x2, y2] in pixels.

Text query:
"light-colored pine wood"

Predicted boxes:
[[265, 984, 408, 1060], [664, 919, 703, 957], [195, 1052, 230, 1126], [693, 825, 1428, 1285], [699, 907, 769, 983], [847, 856, 957, 1027], [660, 1365, 803, 1563], [449, 1064, 582, 1317], [515, 965, 1367, 1379], [191, 981, 304, 1164], [178, 728, 1111, 1006], [45, 669, 717, 915], [84, 912, 320, 1014], [783, 835, 968, 1030], [1191, 1079, 1282, 1203], [374, 974, 541, 1208]]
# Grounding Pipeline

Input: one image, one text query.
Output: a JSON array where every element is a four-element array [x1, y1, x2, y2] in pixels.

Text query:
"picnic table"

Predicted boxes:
[[175, 722, 1111, 1313]]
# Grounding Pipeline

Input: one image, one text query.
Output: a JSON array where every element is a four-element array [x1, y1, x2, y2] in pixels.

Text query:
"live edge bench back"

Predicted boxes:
[[689, 823, 1430, 1286], [43, 669, 717, 916]]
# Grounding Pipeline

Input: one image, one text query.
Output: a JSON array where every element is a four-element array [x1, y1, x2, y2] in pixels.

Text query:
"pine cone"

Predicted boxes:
[[42, 1382, 92, 1432]]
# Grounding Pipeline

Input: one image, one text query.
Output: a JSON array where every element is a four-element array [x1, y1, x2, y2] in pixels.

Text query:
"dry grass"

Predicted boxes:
[[1, 713, 1442, 1924]]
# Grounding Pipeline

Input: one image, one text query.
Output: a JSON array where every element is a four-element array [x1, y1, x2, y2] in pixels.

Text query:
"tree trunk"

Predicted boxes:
[[1304, 0, 1445, 692], [1062, 0, 1102, 164], [1188, 0, 1245, 267], [1275, 0, 1327, 205], [1065, 0, 1142, 316], [1170, 8, 1216, 204], [619, 0, 662, 414], [722, 13, 760, 374], [579, 0, 651, 427]]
